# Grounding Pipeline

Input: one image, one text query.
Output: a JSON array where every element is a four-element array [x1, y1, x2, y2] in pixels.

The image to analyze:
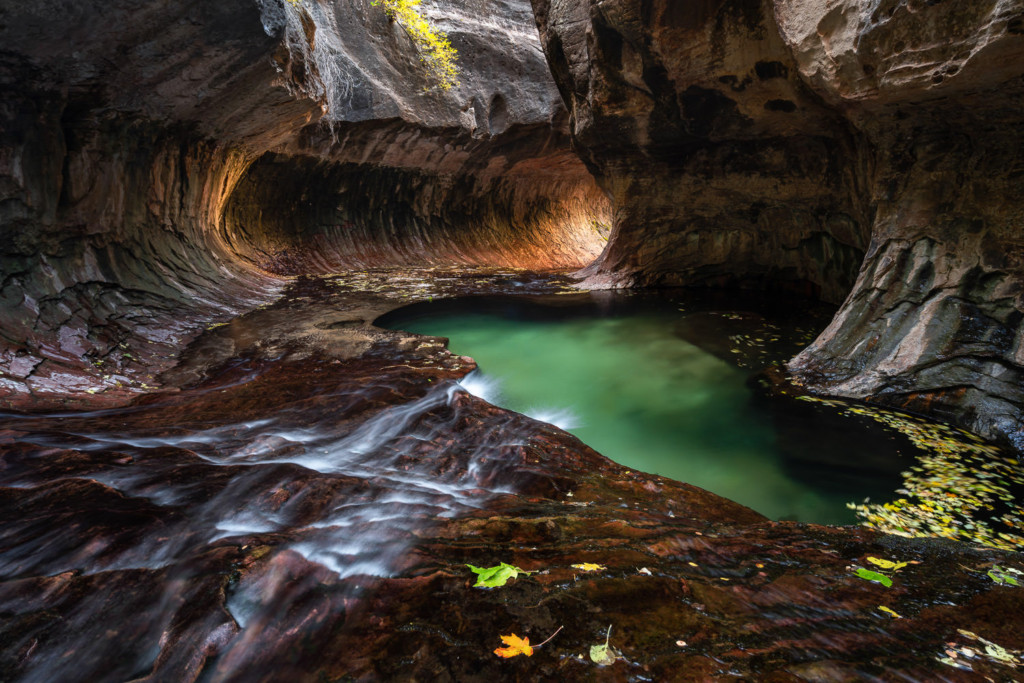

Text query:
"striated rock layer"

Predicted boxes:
[[530, 0, 1024, 448], [530, 0, 873, 301], [0, 0, 313, 408], [778, 0, 1024, 450], [0, 0, 608, 409], [221, 0, 610, 275]]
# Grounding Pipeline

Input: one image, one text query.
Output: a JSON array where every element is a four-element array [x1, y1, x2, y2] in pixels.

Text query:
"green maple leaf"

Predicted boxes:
[[466, 562, 532, 588]]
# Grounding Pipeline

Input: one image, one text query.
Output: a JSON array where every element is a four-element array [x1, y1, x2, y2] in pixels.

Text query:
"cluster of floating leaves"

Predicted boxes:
[[799, 396, 1024, 551], [727, 328, 783, 370], [696, 312, 822, 370], [937, 629, 1024, 672], [323, 267, 582, 301]]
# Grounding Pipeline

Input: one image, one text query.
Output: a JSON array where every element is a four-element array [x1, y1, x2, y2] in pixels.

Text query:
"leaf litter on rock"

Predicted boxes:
[[467, 562, 532, 588], [589, 625, 620, 666]]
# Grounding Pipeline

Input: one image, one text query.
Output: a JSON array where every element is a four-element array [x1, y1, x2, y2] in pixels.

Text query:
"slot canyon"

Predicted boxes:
[[1, 0, 1023, 680]]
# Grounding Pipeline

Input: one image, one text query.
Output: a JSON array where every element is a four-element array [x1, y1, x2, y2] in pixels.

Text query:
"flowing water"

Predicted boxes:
[[2, 276, 1022, 680], [381, 291, 918, 525], [0, 348, 541, 680]]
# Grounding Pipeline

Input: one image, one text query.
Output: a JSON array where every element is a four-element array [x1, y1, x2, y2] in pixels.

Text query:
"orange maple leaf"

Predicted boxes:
[[494, 633, 533, 658]]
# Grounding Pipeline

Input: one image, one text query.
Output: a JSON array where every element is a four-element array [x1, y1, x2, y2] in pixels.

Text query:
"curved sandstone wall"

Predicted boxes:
[[778, 0, 1024, 449], [5, 0, 1024, 451], [0, 0, 315, 406], [222, 131, 607, 273], [220, 0, 609, 273], [530, 0, 873, 300], [530, 0, 1024, 448], [0, 0, 607, 408]]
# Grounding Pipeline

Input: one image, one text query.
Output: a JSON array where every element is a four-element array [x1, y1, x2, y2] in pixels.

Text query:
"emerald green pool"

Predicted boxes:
[[381, 293, 912, 525]]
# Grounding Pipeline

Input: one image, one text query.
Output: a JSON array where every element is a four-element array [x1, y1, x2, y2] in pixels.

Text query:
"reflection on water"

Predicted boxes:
[[384, 292, 1019, 527]]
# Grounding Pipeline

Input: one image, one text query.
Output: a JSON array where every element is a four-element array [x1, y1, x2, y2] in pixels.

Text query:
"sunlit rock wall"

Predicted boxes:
[[530, 0, 872, 300], [531, 0, 1024, 448], [223, 144, 606, 273], [224, 0, 609, 273], [0, 0, 606, 408]]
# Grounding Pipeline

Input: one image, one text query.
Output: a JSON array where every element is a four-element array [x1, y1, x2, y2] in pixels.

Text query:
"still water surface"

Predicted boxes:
[[383, 292, 910, 524]]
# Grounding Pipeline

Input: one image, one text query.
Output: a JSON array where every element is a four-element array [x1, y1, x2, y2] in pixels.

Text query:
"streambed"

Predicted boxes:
[[382, 292, 908, 524], [1, 270, 1022, 681], [382, 288, 1024, 549]]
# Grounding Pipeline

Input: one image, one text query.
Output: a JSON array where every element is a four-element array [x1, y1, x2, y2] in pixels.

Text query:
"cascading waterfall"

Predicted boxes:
[[0, 361, 547, 680]]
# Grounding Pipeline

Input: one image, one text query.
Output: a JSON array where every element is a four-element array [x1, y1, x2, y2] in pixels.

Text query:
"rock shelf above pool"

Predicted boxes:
[[4, 0, 1024, 678], [0, 270, 1021, 681]]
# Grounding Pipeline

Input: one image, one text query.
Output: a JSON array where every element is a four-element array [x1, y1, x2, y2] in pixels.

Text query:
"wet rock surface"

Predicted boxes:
[[1, 272, 1022, 681], [0, 0, 607, 411], [2, 0, 1024, 675], [530, 0, 1024, 450]]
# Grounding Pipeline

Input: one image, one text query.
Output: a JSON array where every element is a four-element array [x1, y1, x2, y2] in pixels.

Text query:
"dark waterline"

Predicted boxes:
[[380, 291, 913, 524]]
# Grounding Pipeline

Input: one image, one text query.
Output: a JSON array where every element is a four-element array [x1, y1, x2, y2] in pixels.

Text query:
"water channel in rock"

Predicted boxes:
[[381, 290, 921, 525], [3, 274, 1023, 680]]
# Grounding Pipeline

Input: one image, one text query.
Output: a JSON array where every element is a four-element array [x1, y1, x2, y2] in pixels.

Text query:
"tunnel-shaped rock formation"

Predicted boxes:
[[0, 0, 609, 408], [530, 0, 874, 302], [3, 0, 1024, 451], [531, 0, 1024, 449], [5, 2, 1024, 679], [222, 127, 607, 273]]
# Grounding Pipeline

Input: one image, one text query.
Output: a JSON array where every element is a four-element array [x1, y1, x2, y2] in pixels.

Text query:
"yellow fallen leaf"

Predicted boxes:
[[494, 634, 533, 658], [878, 605, 902, 618], [572, 563, 606, 572], [867, 557, 908, 571]]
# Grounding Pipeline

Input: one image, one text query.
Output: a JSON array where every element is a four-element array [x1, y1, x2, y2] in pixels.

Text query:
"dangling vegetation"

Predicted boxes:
[[371, 0, 460, 90], [284, 0, 459, 89]]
